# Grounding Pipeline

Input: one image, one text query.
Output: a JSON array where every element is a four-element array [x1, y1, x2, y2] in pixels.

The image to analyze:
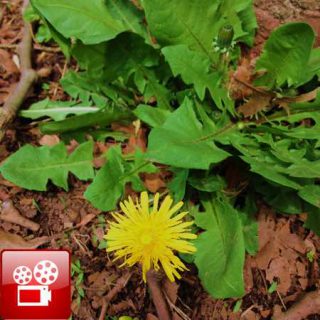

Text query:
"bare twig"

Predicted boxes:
[[0, 0, 37, 141], [98, 272, 132, 320], [0, 43, 61, 53], [274, 290, 320, 320], [164, 291, 190, 320], [147, 270, 172, 320]]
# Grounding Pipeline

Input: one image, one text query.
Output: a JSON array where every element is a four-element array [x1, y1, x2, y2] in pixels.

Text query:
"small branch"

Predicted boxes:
[[0, 43, 61, 53], [0, 0, 37, 142], [147, 270, 172, 320], [274, 290, 320, 320], [0, 43, 16, 49], [98, 272, 132, 320]]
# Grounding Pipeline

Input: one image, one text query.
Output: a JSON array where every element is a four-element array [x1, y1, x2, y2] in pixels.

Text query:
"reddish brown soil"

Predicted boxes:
[[1, 1, 320, 319]]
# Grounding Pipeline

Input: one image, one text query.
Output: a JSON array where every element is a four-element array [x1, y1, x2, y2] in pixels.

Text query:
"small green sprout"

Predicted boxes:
[[268, 281, 278, 294], [71, 259, 85, 305], [233, 299, 242, 313], [307, 250, 315, 263]]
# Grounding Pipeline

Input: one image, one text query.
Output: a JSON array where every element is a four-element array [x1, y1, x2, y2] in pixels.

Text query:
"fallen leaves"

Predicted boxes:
[[252, 206, 310, 295], [274, 290, 320, 320], [237, 94, 271, 118], [0, 199, 39, 231], [0, 229, 48, 251]]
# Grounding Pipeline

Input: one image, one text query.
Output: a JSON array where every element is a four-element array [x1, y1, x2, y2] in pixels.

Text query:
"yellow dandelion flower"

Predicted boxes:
[[105, 191, 197, 282]]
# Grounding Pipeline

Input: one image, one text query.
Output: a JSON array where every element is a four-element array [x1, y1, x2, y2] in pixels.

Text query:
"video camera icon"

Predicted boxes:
[[13, 260, 59, 307]]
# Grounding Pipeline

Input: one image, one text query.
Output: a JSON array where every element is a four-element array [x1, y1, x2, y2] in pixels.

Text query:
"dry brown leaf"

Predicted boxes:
[[123, 128, 147, 154], [39, 134, 60, 146], [146, 314, 159, 320], [244, 256, 254, 292], [0, 229, 48, 251], [266, 256, 293, 294], [0, 188, 10, 201], [163, 277, 179, 304], [238, 95, 271, 117], [277, 223, 306, 254], [77, 213, 97, 228], [274, 290, 320, 320], [229, 58, 255, 99], [0, 199, 39, 231], [0, 48, 19, 77], [87, 270, 115, 298], [241, 309, 259, 320], [108, 299, 136, 314], [71, 298, 95, 319], [143, 172, 166, 193]]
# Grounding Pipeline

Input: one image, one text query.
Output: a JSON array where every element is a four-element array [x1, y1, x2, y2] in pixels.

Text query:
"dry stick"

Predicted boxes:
[[274, 290, 320, 320], [98, 272, 132, 320], [0, 43, 61, 53], [147, 270, 172, 320], [0, 0, 37, 142]]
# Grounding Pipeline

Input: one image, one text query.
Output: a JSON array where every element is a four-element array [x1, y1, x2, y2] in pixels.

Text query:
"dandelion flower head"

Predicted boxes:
[[105, 192, 197, 282]]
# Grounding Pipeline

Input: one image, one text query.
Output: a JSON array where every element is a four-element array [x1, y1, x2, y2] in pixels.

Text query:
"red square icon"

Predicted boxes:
[[0, 250, 71, 319]]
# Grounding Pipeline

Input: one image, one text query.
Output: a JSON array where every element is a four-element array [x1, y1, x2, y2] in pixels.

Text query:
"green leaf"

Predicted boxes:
[[188, 173, 226, 192], [123, 149, 158, 192], [298, 185, 320, 208], [239, 194, 258, 255], [133, 105, 170, 127], [194, 193, 245, 298], [268, 281, 278, 294], [31, 0, 145, 44], [147, 98, 230, 169], [35, 23, 52, 43], [73, 33, 171, 109], [255, 23, 315, 87], [19, 98, 99, 121], [162, 44, 219, 100], [84, 146, 125, 211], [0, 141, 94, 191], [286, 160, 320, 179], [304, 204, 320, 236], [256, 182, 303, 214], [105, 0, 148, 41], [40, 105, 133, 134], [85, 148, 157, 210], [97, 33, 160, 82], [139, 68, 172, 110], [142, 0, 217, 55], [60, 71, 108, 107], [232, 136, 302, 190], [299, 48, 320, 84], [168, 168, 189, 202], [142, 0, 256, 56]]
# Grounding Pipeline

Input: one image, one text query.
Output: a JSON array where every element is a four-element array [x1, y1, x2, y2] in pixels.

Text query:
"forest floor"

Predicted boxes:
[[1, 1, 320, 319]]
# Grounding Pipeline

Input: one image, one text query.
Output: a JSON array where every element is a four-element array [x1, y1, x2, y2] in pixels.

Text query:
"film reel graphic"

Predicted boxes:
[[13, 260, 59, 286], [13, 266, 32, 285], [33, 260, 59, 285], [13, 260, 59, 307]]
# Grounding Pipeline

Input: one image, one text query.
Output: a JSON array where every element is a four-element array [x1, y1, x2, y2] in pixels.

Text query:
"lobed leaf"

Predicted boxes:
[[0, 141, 94, 191], [162, 44, 219, 100], [255, 23, 315, 87], [31, 0, 146, 44], [147, 98, 230, 169], [20, 99, 99, 121]]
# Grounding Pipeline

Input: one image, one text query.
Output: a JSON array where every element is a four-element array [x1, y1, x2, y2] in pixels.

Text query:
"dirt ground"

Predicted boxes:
[[1, 1, 320, 319]]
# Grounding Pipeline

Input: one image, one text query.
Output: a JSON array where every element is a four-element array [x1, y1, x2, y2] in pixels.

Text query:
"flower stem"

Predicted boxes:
[[147, 270, 171, 320]]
